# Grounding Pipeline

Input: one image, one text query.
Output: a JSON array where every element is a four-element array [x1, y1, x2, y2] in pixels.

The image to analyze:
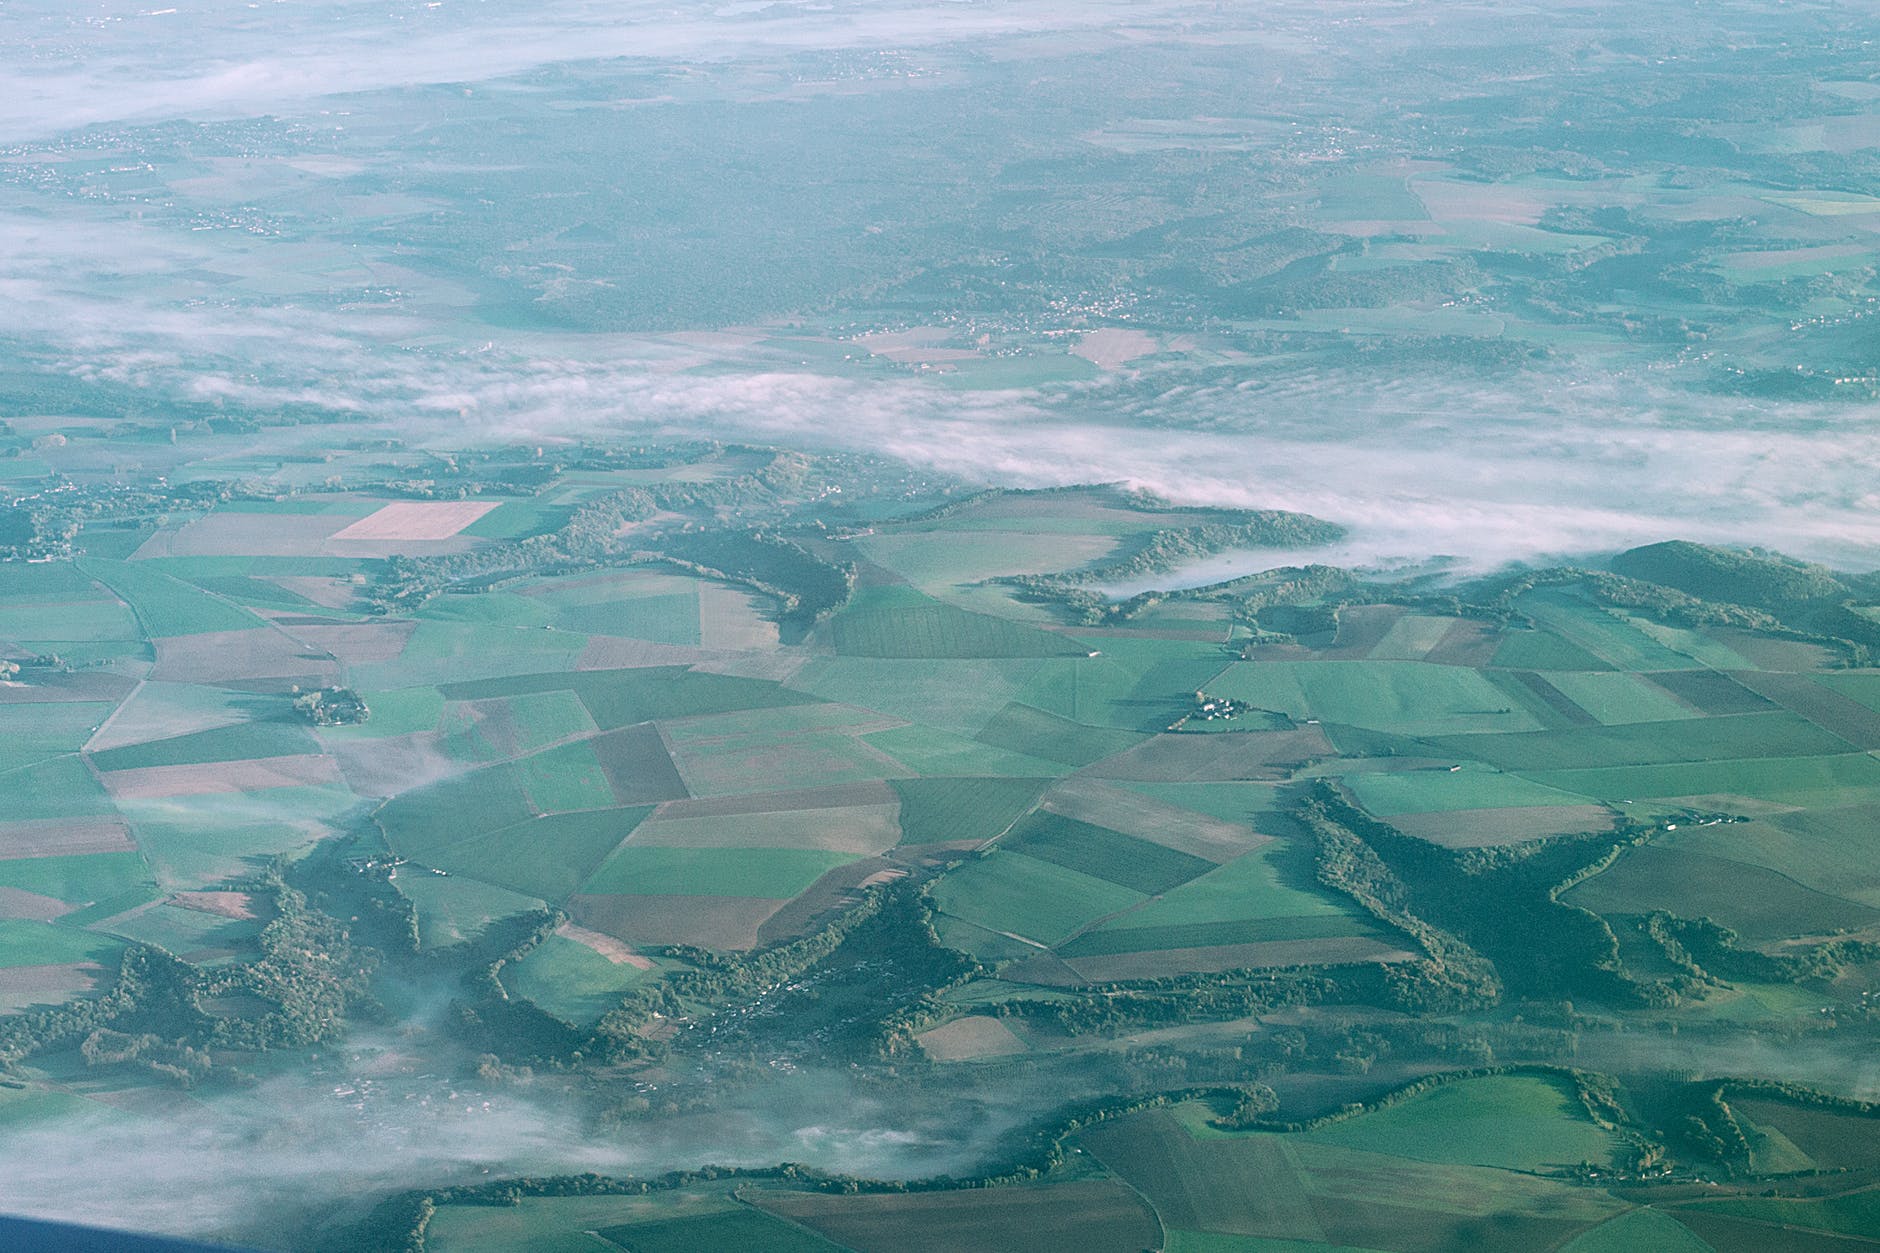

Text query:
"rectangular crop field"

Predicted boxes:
[[328, 500, 499, 540], [1207, 661, 1546, 737], [440, 666, 819, 730], [973, 701, 1148, 767], [1526, 752, 1880, 805], [930, 850, 1144, 948], [76, 558, 263, 637], [630, 800, 899, 855], [1000, 811, 1216, 895], [1427, 711, 1851, 773], [1342, 765, 1596, 815], [1087, 842, 1363, 934], [827, 585, 1075, 658], [579, 845, 855, 898], [429, 808, 652, 902], [891, 776, 1049, 845]]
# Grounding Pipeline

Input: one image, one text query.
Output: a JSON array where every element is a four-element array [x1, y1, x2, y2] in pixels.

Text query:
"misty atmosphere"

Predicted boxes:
[[4, 1, 1880, 1250]]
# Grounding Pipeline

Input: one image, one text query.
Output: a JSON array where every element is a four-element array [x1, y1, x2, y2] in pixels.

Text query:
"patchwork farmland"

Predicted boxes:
[[6, 444, 1880, 1252]]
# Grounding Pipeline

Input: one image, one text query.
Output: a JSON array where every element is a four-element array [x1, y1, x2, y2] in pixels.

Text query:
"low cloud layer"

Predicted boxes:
[[0, 0, 1186, 142], [5, 193, 1875, 575], [19, 279, 1879, 573]]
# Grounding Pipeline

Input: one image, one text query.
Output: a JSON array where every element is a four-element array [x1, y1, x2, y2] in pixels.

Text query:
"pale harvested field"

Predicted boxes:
[[575, 636, 718, 670], [267, 575, 363, 610], [569, 892, 785, 951], [697, 581, 781, 651], [854, 326, 982, 364], [0, 962, 103, 1012], [576, 636, 806, 676], [0, 818, 137, 860], [0, 888, 79, 921], [87, 681, 258, 752], [329, 733, 460, 798], [517, 568, 700, 601], [329, 500, 498, 541], [1042, 778, 1266, 862], [651, 780, 896, 818], [917, 1015, 1028, 1062], [630, 802, 899, 855], [101, 753, 341, 799], [1072, 328, 1160, 370], [1087, 728, 1333, 782], [1065, 936, 1416, 982], [279, 620, 416, 665], [152, 628, 337, 685], [1390, 804, 1615, 848], [556, 920, 654, 969], [169, 891, 260, 920]]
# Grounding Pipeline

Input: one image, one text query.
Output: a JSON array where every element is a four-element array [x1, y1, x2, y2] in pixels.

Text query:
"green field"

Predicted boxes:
[[1001, 810, 1215, 894], [598, 1206, 846, 1253], [501, 933, 657, 1026], [1208, 661, 1545, 737], [828, 584, 1075, 657], [0, 853, 151, 906], [1090, 842, 1359, 932], [128, 809, 329, 889], [0, 919, 124, 969], [423, 1190, 753, 1253], [1557, 1207, 1713, 1252], [394, 872, 545, 948], [0, 597, 140, 643], [974, 701, 1148, 766], [1527, 752, 1880, 805], [1518, 594, 1705, 672], [1342, 765, 1595, 815], [787, 656, 1043, 736], [353, 622, 584, 686], [430, 808, 652, 902], [1301, 1074, 1622, 1172], [90, 720, 319, 772], [1674, 1189, 1880, 1241], [75, 558, 265, 637], [931, 849, 1144, 948], [439, 666, 819, 730], [376, 764, 539, 861], [890, 775, 1049, 844], [1014, 639, 1233, 732], [1659, 806, 1880, 906], [557, 590, 701, 644], [0, 756, 114, 821], [863, 723, 1069, 777], [1063, 913, 1377, 957], [1428, 712, 1852, 773], [1080, 1104, 1625, 1250], [317, 686, 445, 739], [515, 740, 618, 814], [1115, 781, 1287, 824], [1535, 671, 1703, 725], [1564, 844, 1879, 940], [1817, 670, 1880, 713]]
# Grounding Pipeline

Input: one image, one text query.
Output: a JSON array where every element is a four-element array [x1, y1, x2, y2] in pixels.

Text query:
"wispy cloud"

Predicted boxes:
[[0, 0, 1190, 141]]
